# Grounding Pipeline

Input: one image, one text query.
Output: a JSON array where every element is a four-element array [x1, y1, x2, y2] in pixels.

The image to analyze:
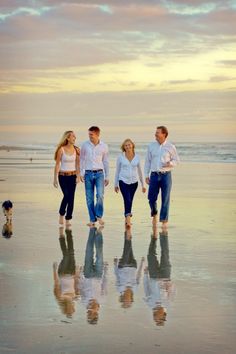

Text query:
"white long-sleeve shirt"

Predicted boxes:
[[114, 259, 144, 294], [143, 273, 176, 309], [78, 267, 108, 307], [114, 153, 144, 187], [144, 140, 179, 177], [80, 140, 109, 178]]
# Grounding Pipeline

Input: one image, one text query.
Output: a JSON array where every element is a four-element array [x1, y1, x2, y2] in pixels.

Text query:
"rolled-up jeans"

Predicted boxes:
[[119, 180, 138, 217], [84, 170, 104, 223], [148, 171, 172, 221]]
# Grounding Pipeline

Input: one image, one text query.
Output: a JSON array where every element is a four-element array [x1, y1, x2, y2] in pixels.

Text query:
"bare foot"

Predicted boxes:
[[125, 215, 132, 227], [152, 223, 158, 238], [161, 221, 168, 230], [65, 220, 72, 227], [59, 215, 64, 225], [87, 222, 96, 227], [97, 218, 105, 226], [152, 215, 157, 226]]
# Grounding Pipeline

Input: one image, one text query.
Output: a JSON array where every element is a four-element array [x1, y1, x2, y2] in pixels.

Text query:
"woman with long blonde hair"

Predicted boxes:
[[114, 138, 146, 226], [54, 130, 80, 226]]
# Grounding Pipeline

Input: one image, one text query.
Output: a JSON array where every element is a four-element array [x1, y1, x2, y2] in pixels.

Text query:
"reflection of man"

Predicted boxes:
[[53, 227, 80, 318], [143, 229, 175, 326], [78, 227, 108, 325], [144, 126, 179, 227], [114, 228, 144, 309]]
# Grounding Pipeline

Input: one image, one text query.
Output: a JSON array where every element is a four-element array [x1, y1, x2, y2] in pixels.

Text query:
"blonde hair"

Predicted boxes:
[[54, 130, 73, 160], [121, 139, 135, 152]]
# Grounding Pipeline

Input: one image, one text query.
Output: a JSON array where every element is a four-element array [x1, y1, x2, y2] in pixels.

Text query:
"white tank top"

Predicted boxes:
[[60, 147, 76, 172], [60, 275, 75, 295]]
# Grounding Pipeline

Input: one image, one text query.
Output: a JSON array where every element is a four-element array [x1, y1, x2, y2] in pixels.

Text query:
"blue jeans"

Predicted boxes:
[[119, 180, 138, 217], [148, 172, 172, 221], [84, 227, 103, 278], [147, 234, 171, 279], [84, 171, 104, 222]]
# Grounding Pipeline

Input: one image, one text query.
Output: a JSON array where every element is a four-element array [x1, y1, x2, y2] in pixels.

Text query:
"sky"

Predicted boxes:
[[0, 0, 236, 144]]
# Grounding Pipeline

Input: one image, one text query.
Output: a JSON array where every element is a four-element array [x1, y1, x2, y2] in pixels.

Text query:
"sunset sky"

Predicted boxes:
[[0, 0, 235, 144]]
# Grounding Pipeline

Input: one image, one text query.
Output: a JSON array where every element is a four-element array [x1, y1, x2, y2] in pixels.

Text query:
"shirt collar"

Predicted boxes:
[[157, 139, 167, 146], [88, 139, 102, 146]]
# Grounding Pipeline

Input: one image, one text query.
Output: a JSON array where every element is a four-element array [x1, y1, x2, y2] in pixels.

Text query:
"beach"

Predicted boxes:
[[0, 147, 236, 354]]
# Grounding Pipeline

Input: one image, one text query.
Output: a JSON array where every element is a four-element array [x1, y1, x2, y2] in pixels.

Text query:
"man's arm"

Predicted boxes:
[[144, 145, 151, 184], [169, 145, 180, 167]]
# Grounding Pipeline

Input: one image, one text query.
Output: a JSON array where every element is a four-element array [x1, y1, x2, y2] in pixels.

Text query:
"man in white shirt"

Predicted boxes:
[[80, 126, 109, 226], [144, 126, 179, 226]]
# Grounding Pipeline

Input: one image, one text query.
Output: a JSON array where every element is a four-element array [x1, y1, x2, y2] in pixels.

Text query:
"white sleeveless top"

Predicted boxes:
[[60, 275, 75, 295], [60, 147, 76, 172]]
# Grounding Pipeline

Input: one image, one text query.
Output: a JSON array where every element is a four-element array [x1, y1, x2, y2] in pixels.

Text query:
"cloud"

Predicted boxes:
[[218, 60, 236, 66], [209, 75, 236, 82], [165, 79, 200, 85]]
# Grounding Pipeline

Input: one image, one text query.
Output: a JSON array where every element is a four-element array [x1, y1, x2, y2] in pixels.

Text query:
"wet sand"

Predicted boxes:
[[0, 160, 236, 354]]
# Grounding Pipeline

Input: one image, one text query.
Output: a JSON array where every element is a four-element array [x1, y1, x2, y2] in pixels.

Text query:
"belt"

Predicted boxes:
[[151, 171, 170, 175], [85, 169, 103, 173], [59, 171, 77, 176]]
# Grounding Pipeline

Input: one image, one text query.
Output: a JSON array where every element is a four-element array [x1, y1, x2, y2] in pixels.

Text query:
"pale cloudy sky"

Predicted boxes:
[[0, 0, 235, 144]]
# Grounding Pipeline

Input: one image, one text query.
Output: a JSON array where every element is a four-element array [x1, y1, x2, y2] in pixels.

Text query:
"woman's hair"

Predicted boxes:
[[54, 130, 73, 160], [120, 138, 135, 152], [119, 287, 134, 308]]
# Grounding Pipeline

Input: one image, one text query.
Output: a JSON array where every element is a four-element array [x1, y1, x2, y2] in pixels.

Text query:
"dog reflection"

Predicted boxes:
[[2, 221, 13, 239]]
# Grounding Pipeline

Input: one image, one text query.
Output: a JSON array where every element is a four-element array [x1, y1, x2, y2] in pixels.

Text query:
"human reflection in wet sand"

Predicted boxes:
[[79, 226, 108, 325], [143, 225, 175, 326], [2, 220, 13, 239], [53, 227, 80, 318], [114, 226, 144, 309]]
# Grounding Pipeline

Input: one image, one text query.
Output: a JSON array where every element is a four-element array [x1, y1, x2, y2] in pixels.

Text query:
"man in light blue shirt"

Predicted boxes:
[[80, 126, 109, 227], [144, 126, 179, 227]]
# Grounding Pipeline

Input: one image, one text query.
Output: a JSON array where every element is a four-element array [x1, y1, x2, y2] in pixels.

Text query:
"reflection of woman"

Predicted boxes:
[[114, 139, 146, 227], [143, 230, 175, 326], [53, 227, 80, 318], [53, 131, 80, 226], [78, 227, 108, 325], [114, 229, 144, 308]]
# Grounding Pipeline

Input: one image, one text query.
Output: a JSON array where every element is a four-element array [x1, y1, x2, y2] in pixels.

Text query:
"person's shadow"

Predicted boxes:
[[114, 226, 144, 309], [53, 227, 80, 319], [143, 226, 175, 326], [79, 226, 108, 325]]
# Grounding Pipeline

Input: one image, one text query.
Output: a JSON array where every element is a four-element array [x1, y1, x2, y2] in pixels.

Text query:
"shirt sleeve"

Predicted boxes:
[[102, 144, 109, 179], [143, 272, 151, 298], [114, 155, 121, 187], [169, 145, 180, 167], [144, 144, 152, 178], [137, 157, 144, 187]]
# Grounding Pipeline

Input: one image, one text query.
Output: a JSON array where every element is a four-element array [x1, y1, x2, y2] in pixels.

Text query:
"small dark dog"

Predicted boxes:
[[2, 200, 13, 222]]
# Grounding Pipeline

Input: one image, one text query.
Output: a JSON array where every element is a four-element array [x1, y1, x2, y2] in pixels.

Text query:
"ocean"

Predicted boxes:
[[0, 142, 235, 169]]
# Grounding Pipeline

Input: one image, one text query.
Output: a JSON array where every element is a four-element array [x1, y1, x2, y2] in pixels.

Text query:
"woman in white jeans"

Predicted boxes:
[[114, 138, 146, 226]]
